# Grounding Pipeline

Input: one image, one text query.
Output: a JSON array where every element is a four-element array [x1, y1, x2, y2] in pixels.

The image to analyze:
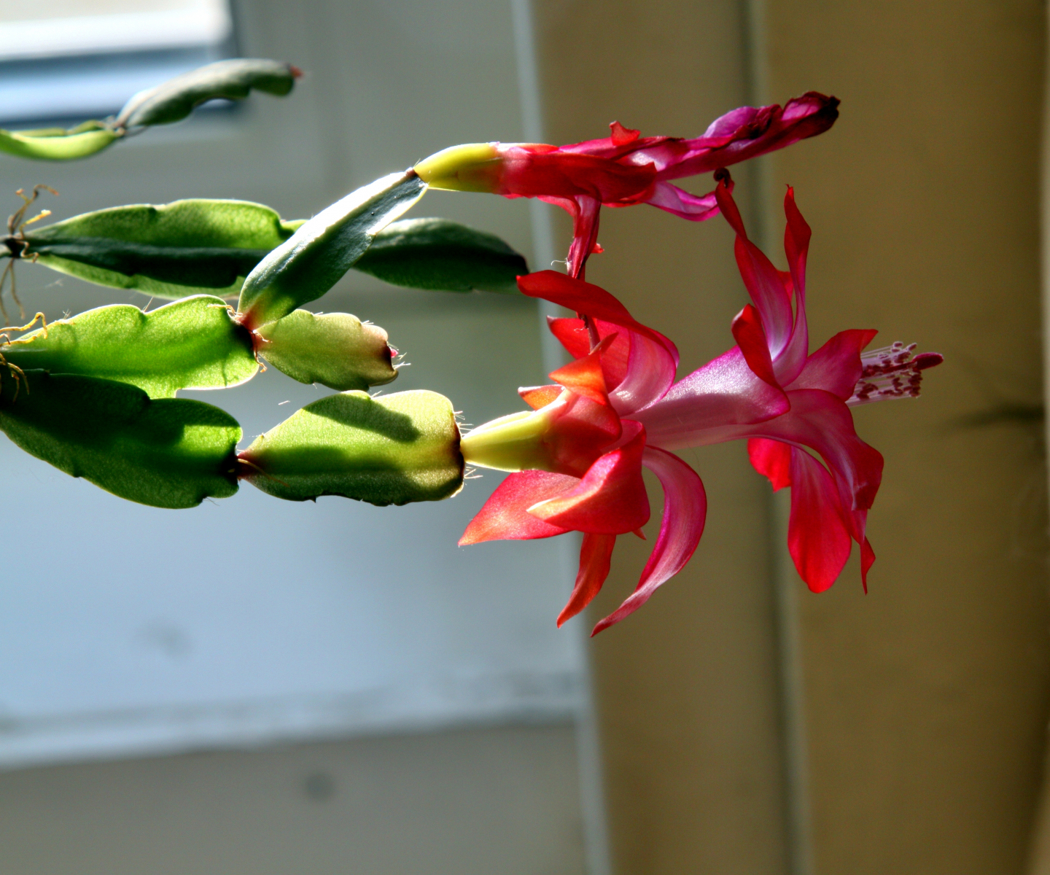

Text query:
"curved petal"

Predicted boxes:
[[772, 187, 812, 384], [636, 346, 790, 450], [519, 271, 679, 369], [460, 470, 576, 544], [716, 183, 795, 359], [789, 328, 878, 399], [645, 182, 721, 221], [591, 446, 707, 635], [519, 384, 560, 410], [660, 92, 840, 179], [748, 437, 791, 491], [786, 447, 853, 592], [547, 316, 632, 389], [732, 304, 780, 388], [557, 533, 617, 627], [612, 323, 680, 416], [530, 425, 649, 534], [720, 388, 884, 511]]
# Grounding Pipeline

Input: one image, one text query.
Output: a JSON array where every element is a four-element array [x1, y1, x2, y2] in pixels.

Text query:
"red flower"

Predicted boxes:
[[415, 93, 838, 277], [459, 183, 941, 633]]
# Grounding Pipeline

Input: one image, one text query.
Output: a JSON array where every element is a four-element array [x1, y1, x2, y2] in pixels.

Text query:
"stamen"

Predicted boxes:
[[848, 341, 944, 405]]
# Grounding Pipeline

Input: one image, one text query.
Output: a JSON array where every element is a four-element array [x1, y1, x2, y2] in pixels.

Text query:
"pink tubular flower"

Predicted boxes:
[[415, 93, 839, 277], [459, 183, 942, 634]]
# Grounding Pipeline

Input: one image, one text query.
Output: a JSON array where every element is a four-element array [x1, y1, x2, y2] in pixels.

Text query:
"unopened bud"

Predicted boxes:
[[414, 143, 501, 193]]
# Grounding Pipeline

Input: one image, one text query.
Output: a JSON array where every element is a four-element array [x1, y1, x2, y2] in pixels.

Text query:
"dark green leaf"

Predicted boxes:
[[117, 59, 300, 129], [355, 218, 527, 293], [2, 296, 257, 399], [256, 309, 396, 391], [24, 200, 303, 298], [0, 371, 240, 508], [240, 390, 462, 506], [0, 121, 119, 161], [237, 171, 428, 326]]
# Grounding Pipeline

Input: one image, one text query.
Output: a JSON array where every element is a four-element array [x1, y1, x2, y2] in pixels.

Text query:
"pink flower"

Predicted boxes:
[[460, 183, 942, 634], [415, 93, 839, 277]]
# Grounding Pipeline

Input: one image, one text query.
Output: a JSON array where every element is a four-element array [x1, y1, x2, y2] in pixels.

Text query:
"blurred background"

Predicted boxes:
[[0, 1, 1046, 874]]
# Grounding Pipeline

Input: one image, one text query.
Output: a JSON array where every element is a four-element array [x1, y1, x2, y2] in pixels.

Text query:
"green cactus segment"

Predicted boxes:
[[0, 371, 241, 507], [0, 122, 120, 161], [256, 309, 397, 391], [24, 200, 304, 298], [2, 296, 257, 399], [117, 59, 300, 129], [237, 171, 428, 326], [354, 218, 526, 294], [240, 390, 463, 506]]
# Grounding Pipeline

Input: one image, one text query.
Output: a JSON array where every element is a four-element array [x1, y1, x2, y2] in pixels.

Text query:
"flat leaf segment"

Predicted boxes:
[[2, 296, 257, 399]]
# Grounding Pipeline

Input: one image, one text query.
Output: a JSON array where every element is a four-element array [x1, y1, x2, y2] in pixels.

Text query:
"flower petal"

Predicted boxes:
[[790, 329, 878, 399], [731, 388, 884, 511], [748, 437, 791, 491], [645, 182, 721, 221], [548, 316, 632, 389], [529, 425, 649, 534], [732, 303, 780, 388], [591, 446, 707, 634], [460, 470, 576, 544], [519, 384, 561, 410], [637, 346, 789, 449], [557, 533, 617, 627], [521, 271, 679, 362], [716, 183, 795, 360], [786, 447, 853, 592]]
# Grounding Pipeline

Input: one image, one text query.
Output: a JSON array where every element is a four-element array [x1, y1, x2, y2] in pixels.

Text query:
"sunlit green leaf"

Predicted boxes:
[[0, 121, 119, 161], [240, 390, 462, 506], [24, 200, 304, 298], [354, 218, 526, 293], [3, 296, 257, 399], [117, 58, 300, 129], [237, 171, 428, 326], [0, 371, 240, 508], [256, 309, 396, 391]]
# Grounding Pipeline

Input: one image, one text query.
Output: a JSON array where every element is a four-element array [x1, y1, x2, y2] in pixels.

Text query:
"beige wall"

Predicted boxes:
[[534, 1, 1050, 873]]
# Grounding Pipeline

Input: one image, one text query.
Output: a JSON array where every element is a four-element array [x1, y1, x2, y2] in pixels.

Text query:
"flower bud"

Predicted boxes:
[[413, 143, 501, 193]]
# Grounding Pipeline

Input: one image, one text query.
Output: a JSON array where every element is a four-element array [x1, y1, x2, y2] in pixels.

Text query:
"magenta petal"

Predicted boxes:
[[558, 532, 617, 627], [645, 182, 721, 221], [786, 447, 853, 593], [611, 325, 679, 416], [637, 346, 789, 450], [460, 470, 576, 544], [740, 388, 884, 511], [748, 438, 792, 491], [790, 329, 878, 399], [592, 446, 707, 635], [732, 304, 780, 388], [716, 184, 795, 358]]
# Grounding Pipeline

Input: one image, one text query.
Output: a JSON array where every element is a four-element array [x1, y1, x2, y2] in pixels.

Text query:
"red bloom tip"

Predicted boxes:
[[609, 121, 640, 146]]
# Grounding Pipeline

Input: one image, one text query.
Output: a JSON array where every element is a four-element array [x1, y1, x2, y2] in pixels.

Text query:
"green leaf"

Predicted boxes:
[[117, 58, 300, 129], [24, 200, 304, 298], [237, 171, 428, 326], [256, 310, 396, 391], [355, 218, 527, 293], [240, 390, 462, 506], [0, 121, 119, 161], [0, 371, 240, 508], [2, 296, 257, 399]]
